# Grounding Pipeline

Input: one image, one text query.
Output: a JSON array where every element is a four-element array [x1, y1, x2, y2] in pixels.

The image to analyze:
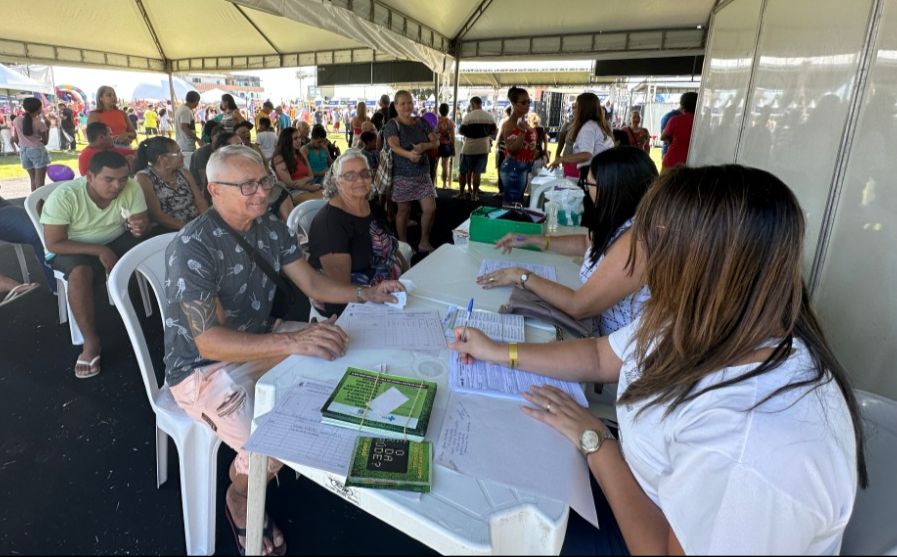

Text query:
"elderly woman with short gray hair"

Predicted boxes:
[[308, 149, 408, 316]]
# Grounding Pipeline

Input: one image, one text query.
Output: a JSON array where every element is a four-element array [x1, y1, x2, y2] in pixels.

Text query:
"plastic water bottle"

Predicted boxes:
[[546, 201, 559, 233]]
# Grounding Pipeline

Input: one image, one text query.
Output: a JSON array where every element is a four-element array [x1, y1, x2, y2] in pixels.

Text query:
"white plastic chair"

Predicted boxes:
[[841, 390, 897, 555], [0, 241, 30, 283], [108, 232, 221, 556], [24, 181, 154, 345], [286, 198, 327, 246]]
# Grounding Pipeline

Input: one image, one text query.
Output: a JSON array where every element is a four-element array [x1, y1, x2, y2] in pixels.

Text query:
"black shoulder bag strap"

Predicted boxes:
[[207, 209, 297, 307]]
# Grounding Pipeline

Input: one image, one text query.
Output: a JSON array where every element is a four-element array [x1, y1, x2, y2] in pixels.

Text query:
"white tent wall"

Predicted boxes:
[[691, 0, 897, 400]]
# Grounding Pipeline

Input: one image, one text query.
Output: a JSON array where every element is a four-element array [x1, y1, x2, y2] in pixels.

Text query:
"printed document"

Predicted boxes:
[[435, 392, 598, 527], [478, 259, 558, 281], [336, 303, 447, 351], [244, 379, 359, 476], [444, 307, 588, 406]]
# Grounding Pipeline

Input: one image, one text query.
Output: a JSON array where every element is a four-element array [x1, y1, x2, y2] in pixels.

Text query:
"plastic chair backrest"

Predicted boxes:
[[107, 233, 176, 412], [287, 198, 327, 239], [24, 180, 70, 248], [841, 389, 897, 555]]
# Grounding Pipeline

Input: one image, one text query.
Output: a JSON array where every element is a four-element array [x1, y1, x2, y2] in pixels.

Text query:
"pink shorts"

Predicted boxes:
[[170, 321, 306, 475]]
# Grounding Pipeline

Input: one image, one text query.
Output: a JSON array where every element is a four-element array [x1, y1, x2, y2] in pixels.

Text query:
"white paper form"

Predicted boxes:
[[449, 352, 589, 407], [478, 259, 558, 282], [442, 306, 526, 343], [244, 379, 359, 476], [435, 392, 598, 527], [336, 303, 447, 351]]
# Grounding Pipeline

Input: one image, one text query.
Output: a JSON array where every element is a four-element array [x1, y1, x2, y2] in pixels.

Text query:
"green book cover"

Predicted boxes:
[[320, 367, 437, 441], [345, 437, 432, 493]]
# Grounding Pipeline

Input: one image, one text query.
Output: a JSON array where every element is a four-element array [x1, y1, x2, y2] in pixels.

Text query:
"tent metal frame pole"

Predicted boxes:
[[451, 57, 461, 122]]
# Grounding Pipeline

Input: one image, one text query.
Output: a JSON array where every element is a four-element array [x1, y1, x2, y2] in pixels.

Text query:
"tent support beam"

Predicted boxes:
[[452, 0, 494, 47], [135, 0, 176, 106], [459, 26, 706, 59], [234, 4, 283, 64], [451, 56, 460, 124]]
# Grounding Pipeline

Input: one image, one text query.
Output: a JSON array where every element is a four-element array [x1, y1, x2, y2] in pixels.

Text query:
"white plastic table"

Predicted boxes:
[[245, 296, 571, 555], [401, 240, 586, 329]]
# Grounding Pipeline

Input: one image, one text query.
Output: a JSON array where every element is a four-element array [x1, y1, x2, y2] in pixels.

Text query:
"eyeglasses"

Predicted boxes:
[[584, 181, 598, 189], [211, 176, 275, 196], [338, 169, 373, 183], [162, 152, 183, 159]]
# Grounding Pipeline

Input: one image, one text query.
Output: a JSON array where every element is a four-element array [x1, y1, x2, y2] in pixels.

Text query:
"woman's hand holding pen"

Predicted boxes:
[[448, 327, 502, 365]]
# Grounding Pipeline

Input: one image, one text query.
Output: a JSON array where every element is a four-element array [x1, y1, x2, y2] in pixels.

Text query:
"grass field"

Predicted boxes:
[[0, 127, 664, 188]]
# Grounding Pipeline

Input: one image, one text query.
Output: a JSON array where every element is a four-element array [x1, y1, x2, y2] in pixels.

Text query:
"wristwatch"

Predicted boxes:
[[579, 428, 615, 456], [355, 285, 369, 303], [519, 271, 530, 290]]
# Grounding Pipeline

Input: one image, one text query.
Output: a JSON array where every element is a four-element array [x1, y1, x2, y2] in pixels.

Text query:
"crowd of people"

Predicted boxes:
[[0, 80, 865, 557]]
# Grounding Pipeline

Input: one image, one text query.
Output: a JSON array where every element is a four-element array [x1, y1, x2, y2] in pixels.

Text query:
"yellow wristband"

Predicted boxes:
[[508, 343, 519, 369], [543, 236, 551, 251]]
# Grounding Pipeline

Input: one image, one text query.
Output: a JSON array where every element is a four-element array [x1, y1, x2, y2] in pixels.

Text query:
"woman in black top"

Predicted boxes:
[[308, 149, 408, 316]]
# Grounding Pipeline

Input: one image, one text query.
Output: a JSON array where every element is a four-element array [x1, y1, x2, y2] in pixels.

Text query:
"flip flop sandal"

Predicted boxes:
[[0, 282, 39, 307], [74, 356, 101, 379], [224, 505, 286, 557]]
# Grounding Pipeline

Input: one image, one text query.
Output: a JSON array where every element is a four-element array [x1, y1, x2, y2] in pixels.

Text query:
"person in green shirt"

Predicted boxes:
[[40, 151, 150, 379]]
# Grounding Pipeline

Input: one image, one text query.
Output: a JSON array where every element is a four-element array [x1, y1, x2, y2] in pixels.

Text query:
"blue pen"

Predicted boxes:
[[461, 298, 474, 341]]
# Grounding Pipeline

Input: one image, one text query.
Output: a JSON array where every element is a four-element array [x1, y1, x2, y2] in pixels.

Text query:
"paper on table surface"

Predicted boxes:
[[449, 351, 589, 407], [442, 306, 525, 343], [244, 379, 359, 476], [368, 387, 409, 418], [336, 303, 446, 351], [478, 259, 558, 281], [434, 392, 598, 527]]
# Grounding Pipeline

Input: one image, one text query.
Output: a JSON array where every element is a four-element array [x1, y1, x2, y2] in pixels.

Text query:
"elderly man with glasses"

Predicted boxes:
[[162, 145, 404, 555]]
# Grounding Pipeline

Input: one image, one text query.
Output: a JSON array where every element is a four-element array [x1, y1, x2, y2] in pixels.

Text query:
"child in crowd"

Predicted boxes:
[[301, 124, 332, 185], [360, 131, 379, 173], [256, 117, 277, 163], [78, 122, 135, 176]]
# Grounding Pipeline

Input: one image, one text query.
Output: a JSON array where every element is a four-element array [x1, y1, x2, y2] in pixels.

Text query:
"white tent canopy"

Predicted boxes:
[[0, 0, 712, 75], [0, 63, 53, 94]]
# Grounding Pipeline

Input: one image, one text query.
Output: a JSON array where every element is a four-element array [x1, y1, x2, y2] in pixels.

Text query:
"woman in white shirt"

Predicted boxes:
[[549, 92, 614, 184], [450, 164, 867, 555], [479, 146, 656, 337]]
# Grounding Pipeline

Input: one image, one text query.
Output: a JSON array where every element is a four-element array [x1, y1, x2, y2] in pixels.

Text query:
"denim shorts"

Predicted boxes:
[[19, 146, 50, 170]]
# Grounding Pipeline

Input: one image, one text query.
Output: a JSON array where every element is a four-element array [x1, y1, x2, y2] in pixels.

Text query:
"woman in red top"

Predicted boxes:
[[272, 127, 323, 204], [499, 86, 537, 204], [435, 103, 456, 188], [87, 86, 136, 147]]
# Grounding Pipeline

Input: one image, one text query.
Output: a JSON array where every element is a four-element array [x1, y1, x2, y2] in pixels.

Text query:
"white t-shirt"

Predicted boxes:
[[256, 130, 277, 160], [174, 104, 196, 152], [571, 120, 614, 168], [608, 322, 858, 555]]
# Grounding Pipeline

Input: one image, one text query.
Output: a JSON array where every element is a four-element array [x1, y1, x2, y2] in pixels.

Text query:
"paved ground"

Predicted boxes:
[[0, 190, 489, 554]]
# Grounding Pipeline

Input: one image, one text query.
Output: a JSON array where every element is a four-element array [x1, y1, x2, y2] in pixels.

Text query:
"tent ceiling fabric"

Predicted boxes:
[[460, 0, 716, 40], [0, 0, 716, 74]]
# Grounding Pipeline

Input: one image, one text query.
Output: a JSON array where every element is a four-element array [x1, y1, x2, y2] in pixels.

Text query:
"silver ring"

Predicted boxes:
[[545, 403, 552, 413]]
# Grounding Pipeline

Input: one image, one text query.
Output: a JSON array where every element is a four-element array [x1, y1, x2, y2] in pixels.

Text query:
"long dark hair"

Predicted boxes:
[[21, 97, 42, 137], [624, 164, 867, 488], [133, 136, 178, 172], [570, 92, 612, 146], [586, 146, 657, 267], [221, 94, 238, 112], [275, 127, 299, 174]]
